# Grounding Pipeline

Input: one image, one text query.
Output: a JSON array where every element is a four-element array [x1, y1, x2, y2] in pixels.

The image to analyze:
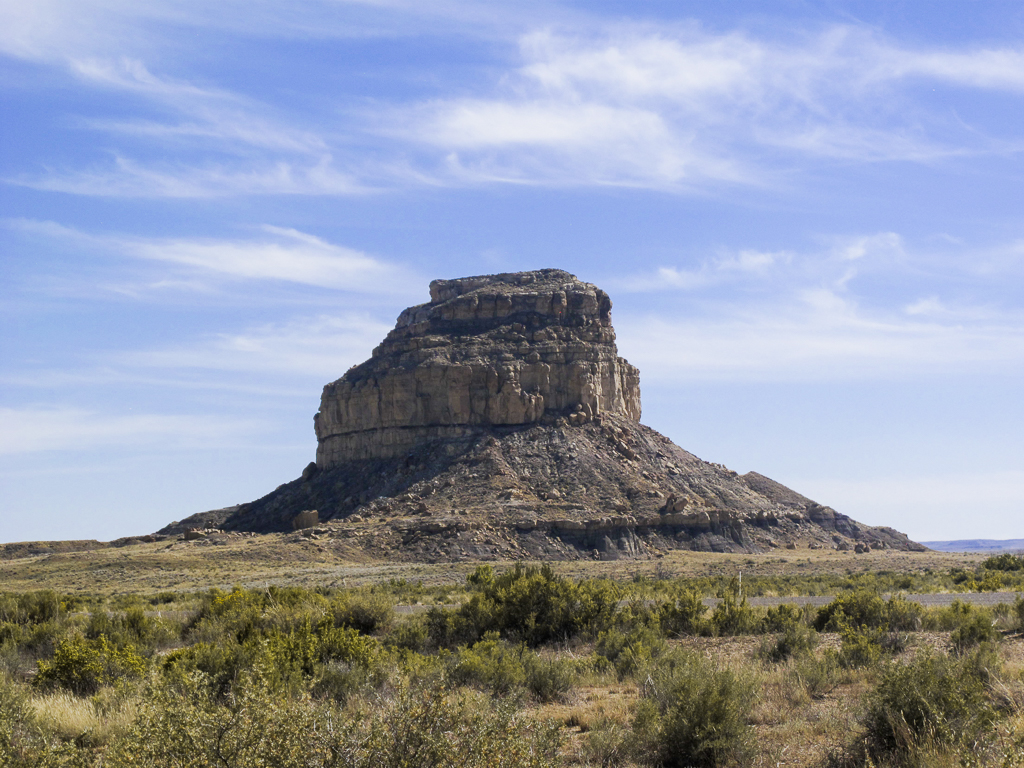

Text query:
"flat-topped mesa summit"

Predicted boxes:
[[314, 269, 641, 465], [163, 268, 924, 560]]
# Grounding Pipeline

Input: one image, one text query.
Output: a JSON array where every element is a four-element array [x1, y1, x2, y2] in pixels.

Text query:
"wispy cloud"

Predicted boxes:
[[612, 231, 1024, 381], [8, 219, 414, 293], [0, 406, 261, 454], [70, 58, 327, 154], [614, 248, 791, 292], [395, 26, 1024, 188], [618, 301, 1024, 382], [125, 314, 393, 378], [9, 8, 1024, 196]]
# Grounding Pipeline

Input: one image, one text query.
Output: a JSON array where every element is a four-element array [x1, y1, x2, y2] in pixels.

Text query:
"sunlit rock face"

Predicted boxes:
[[314, 269, 642, 465]]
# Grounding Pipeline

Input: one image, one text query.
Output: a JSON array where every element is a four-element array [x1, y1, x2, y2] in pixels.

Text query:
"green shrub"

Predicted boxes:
[[638, 649, 755, 768], [85, 607, 173, 652], [580, 717, 632, 767], [862, 650, 998, 760], [883, 595, 924, 631], [0, 674, 37, 765], [106, 666, 340, 768], [922, 599, 981, 631], [950, 612, 999, 654], [311, 660, 378, 704], [789, 652, 839, 699], [658, 588, 707, 636], [758, 622, 818, 664], [1014, 596, 1024, 634], [594, 625, 666, 678], [761, 603, 804, 633], [34, 635, 146, 696], [982, 553, 1024, 572], [115, 670, 561, 768], [449, 634, 527, 696], [385, 616, 429, 652], [446, 635, 576, 702], [522, 654, 577, 703], [432, 565, 620, 648], [836, 625, 883, 669], [814, 590, 921, 633], [0, 591, 64, 625], [359, 684, 562, 768], [329, 591, 394, 635], [707, 589, 759, 636]]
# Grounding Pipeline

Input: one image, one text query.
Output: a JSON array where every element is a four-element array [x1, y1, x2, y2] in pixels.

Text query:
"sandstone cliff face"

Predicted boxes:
[[314, 269, 641, 465]]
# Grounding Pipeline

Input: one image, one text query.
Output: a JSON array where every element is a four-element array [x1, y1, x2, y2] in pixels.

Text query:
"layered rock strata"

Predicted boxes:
[[314, 269, 640, 464]]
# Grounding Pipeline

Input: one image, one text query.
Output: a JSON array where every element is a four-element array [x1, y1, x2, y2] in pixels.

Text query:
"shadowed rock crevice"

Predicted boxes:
[[162, 269, 923, 561]]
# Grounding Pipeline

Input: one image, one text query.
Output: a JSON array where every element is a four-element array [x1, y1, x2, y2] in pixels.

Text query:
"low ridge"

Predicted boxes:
[[162, 269, 922, 561]]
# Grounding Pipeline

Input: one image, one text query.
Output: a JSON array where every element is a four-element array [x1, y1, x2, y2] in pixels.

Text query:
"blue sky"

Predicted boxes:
[[2, 0, 1023, 543]]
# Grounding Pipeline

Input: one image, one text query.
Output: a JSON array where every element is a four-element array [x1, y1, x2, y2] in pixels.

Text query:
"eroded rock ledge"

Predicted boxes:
[[314, 269, 641, 464]]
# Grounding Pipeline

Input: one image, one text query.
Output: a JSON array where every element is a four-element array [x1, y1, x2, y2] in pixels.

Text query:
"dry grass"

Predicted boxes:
[[0, 535, 989, 595], [30, 687, 140, 746]]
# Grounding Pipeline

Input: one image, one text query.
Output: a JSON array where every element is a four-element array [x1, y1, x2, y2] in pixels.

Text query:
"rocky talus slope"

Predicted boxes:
[[162, 269, 922, 561]]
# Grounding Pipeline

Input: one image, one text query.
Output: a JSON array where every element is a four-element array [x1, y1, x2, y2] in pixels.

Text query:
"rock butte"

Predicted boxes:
[[315, 269, 640, 464], [163, 269, 923, 561]]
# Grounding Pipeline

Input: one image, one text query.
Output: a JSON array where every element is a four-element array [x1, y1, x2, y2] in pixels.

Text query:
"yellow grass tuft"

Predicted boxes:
[[30, 688, 140, 746]]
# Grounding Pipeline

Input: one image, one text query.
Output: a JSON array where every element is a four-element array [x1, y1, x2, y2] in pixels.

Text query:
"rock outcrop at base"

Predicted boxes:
[[162, 269, 924, 560]]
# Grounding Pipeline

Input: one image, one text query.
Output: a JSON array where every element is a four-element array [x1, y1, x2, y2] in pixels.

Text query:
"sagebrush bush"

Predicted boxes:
[[0, 592, 64, 626], [761, 603, 804, 633], [950, 612, 999, 654], [430, 565, 620, 648], [982, 553, 1024, 571], [0, 674, 37, 764], [707, 578, 760, 637], [595, 625, 666, 678], [638, 649, 755, 768], [522, 653, 577, 703], [789, 651, 840, 699], [657, 588, 707, 636], [34, 635, 146, 696], [105, 671, 561, 768], [862, 649, 998, 760], [448, 634, 527, 695], [329, 590, 394, 634], [758, 622, 818, 664], [836, 624, 884, 669], [385, 616, 429, 652], [580, 717, 632, 767], [815, 591, 921, 633], [85, 607, 174, 652]]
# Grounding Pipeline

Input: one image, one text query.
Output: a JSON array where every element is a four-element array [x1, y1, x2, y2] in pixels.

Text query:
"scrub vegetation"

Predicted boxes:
[[1, 561, 1024, 767]]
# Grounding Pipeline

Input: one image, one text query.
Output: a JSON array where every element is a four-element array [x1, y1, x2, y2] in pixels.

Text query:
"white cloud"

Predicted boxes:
[[127, 226, 395, 290], [0, 0, 539, 64], [0, 406, 260, 454], [125, 314, 393, 378], [832, 232, 905, 262], [12, 154, 366, 198], [612, 248, 788, 293], [617, 301, 1024, 382], [396, 26, 1024, 188], [7, 219, 412, 292], [904, 296, 944, 316], [887, 48, 1024, 92], [69, 58, 327, 154], [8, 7, 1024, 195]]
